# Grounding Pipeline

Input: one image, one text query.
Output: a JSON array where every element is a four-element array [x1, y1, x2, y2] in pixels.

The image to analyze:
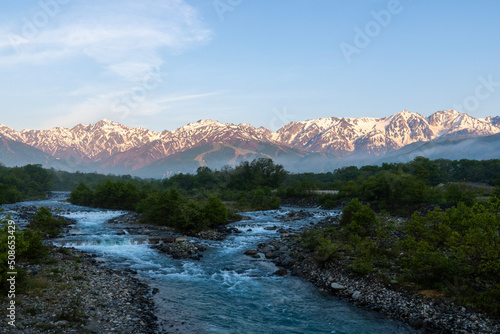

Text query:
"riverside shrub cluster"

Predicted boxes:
[[0, 214, 48, 293], [137, 189, 228, 233], [301, 197, 500, 317], [28, 207, 66, 238]]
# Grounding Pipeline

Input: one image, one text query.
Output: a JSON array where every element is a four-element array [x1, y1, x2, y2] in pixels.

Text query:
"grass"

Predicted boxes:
[[55, 297, 86, 325], [24, 277, 51, 290]]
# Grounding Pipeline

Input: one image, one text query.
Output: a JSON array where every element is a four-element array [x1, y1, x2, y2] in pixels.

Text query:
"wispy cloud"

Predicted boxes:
[[0, 0, 212, 71], [42, 90, 223, 129], [0, 0, 213, 128], [155, 91, 224, 104]]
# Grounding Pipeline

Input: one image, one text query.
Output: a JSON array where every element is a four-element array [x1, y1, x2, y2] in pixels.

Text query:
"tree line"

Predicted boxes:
[[280, 157, 500, 215], [68, 158, 286, 232], [2, 157, 500, 232], [0, 164, 53, 204]]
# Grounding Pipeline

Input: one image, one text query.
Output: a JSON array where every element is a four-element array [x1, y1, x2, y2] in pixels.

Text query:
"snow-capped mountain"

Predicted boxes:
[[0, 120, 162, 164], [0, 110, 499, 175], [276, 110, 500, 155]]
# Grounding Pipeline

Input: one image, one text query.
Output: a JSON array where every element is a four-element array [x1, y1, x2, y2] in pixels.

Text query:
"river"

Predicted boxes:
[[3, 196, 415, 334]]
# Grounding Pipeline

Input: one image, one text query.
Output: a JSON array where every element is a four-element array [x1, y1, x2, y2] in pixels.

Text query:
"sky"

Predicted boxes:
[[0, 0, 499, 132]]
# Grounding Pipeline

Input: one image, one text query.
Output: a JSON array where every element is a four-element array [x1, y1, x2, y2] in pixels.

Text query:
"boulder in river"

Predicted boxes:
[[244, 250, 259, 256], [274, 268, 288, 276], [175, 236, 188, 243]]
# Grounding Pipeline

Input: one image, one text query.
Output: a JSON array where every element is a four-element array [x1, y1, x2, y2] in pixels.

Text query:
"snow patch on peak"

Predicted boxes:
[[95, 119, 123, 127], [177, 119, 224, 131]]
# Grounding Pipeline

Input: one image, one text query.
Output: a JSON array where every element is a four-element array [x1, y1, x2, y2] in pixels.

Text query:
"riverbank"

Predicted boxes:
[[252, 213, 500, 334], [1, 245, 157, 333]]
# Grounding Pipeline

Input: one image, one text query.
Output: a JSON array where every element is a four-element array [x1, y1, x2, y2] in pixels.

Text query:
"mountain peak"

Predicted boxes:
[[1, 111, 499, 176], [392, 109, 423, 119], [95, 119, 123, 127], [175, 119, 224, 132]]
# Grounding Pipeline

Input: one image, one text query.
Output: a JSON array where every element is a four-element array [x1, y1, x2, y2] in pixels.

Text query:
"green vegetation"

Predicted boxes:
[[66, 157, 500, 234], [280, 157, 500, 216], [0, 206, 71, 294], [51, 169, 147, 192], [70, 180, 145, 211], [69, 158, 284, 233], [1, 156, 500, 317], [0, 164, 53, 204], [137, 189, 228, 233], [301, 197, 500, 317], [0, 216, 47, 293], [29, 207, 67, 238]]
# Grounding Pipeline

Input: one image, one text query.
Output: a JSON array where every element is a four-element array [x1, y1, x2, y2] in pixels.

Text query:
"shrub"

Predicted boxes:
[[0, 218, 47, 292], [313, 237, 339, 263], [69, 182, 94, 206], [340, 199, 379, 237], [29, 207, 65, 238], [139, 190, 229, 233]]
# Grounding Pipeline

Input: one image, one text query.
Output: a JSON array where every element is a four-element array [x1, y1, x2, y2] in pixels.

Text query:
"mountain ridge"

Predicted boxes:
[[1, 110, 499, 176]]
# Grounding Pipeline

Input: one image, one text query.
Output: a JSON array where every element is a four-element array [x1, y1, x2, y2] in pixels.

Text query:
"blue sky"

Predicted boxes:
[[0, 0, 499, 132]]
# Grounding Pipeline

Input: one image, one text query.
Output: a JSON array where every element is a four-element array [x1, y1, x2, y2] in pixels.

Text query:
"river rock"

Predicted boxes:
[[265, 252, 277, 259], [352, 291, 362, 300], [175, 236, 188, 243], [274, 268, 288, 276], [244, 250, 258, 255], [330, 283, 346, 290]]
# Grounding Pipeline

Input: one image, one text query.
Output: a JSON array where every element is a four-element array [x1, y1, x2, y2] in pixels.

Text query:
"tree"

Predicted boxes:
[[228, 158, 287, 190], [69, 182, 94, 206]]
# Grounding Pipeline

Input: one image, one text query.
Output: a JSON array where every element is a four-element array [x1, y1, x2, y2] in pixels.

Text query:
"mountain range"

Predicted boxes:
[[1, 110, 499, 177]]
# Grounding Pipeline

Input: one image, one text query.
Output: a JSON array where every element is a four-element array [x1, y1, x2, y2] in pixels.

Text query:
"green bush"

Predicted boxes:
[[399, 199, 500, 315], [138, 189, 229, 233], [340, 199, 379, 237], [0, 164, 52, 204], [29, 207, 66, 238], [69, 182, 94, 206], [0, 218, 47, 292], [313, 237, 339, 263], [444, 183, 476, 207], [318, 194, 337, 209], [349, 257, 374, 275]]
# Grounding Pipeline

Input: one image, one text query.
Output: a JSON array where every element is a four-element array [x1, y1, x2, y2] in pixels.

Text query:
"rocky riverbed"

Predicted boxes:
[[248, 213, 500, 334], [1, 246, 157, 334], [106, 212, 240, 260]]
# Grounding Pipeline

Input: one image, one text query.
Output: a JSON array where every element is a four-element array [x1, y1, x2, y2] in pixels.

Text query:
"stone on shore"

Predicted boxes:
[[330, 283, 346, 290]]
